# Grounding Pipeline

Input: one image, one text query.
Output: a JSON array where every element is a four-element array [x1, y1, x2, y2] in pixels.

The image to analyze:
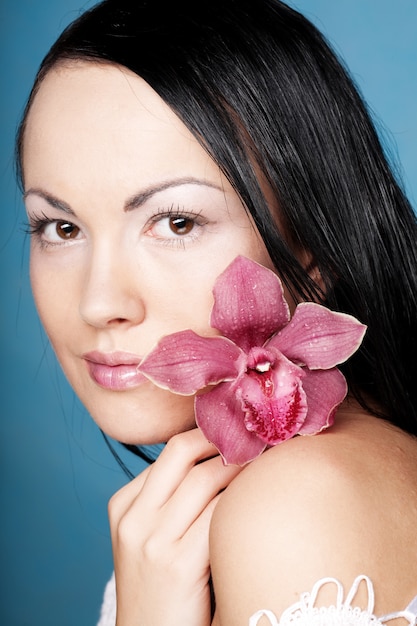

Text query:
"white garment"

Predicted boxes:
[[97, 572, 417, 626], [249, 576, 417, 626], [97, 572, 116, 626]]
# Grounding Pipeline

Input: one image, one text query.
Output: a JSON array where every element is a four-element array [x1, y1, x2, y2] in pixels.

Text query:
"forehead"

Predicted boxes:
[[22, 61, 220, 193], [26, 60, 185, 130]]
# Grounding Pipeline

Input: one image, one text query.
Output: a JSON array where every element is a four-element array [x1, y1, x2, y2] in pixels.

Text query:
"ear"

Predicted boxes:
[[301, 252, 326, 296], [308, 261, 325, 293]]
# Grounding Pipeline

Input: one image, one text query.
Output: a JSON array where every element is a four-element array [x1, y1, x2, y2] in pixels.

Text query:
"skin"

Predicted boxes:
[[23, 62, 417, 625], [210, 411, 417, 624], [22, 61, 273, 624], [23, 61, 276, 445]]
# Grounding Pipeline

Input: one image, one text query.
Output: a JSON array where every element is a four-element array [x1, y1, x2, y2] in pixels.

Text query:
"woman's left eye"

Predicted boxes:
[[166, 216, 195, 235], [146, 210, 206, 245]]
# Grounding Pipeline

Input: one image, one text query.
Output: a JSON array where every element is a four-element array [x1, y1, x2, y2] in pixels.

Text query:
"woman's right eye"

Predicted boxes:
[[47, 220, 80, 240], [28, 217, 82, 246]]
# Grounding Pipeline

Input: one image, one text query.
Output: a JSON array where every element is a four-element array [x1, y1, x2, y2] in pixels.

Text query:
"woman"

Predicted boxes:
[[17, 0, 417, 623]]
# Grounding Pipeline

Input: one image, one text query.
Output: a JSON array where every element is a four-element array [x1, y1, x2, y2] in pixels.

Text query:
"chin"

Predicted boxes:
[[83, 393, 197, 445], [98, 420, 197, 447]]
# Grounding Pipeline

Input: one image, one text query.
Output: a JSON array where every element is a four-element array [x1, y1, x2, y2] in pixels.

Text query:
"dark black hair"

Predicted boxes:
[[17, 0, 417, 447]]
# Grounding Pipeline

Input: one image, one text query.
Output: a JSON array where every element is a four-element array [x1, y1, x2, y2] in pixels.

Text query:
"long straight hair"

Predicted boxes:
[[17, 0, 417, 439]]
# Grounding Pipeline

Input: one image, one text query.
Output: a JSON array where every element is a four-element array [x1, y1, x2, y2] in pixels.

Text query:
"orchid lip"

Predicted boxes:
[[132, 256, 366, 465]]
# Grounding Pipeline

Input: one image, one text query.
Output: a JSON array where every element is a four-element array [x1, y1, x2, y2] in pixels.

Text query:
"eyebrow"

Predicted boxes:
[[23, 189, 75, 215], [124, 177, 224, 211], [24, 177, 224, 214]]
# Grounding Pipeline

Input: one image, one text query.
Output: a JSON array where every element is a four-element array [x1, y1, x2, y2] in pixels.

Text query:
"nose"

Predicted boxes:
[[79, 246, 145, 329]]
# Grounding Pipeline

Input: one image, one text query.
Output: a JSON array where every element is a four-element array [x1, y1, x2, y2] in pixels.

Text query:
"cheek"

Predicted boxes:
[[30, 253, 77, 348], [30, 257, 53, 327]]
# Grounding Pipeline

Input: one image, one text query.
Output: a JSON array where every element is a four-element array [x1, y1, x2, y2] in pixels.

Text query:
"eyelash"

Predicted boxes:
[[24, 212, 80, 249], [146, 205, 208, 248], [25, 206, 208, 250]]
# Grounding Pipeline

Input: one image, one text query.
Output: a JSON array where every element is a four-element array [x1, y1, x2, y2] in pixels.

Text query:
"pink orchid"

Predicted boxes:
[[138, 256, 366, 465]]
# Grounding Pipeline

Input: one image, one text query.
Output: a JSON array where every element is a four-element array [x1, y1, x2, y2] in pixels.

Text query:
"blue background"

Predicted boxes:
[[1, 1, 416, 624]]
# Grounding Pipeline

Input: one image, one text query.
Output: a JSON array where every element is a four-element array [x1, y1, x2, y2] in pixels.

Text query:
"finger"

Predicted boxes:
[[109, 429, 218, 526], [108, 463, 152, 522], [136, 429, 220, 508], [175, 491, 224, 578], [155, 456, 242, 541]]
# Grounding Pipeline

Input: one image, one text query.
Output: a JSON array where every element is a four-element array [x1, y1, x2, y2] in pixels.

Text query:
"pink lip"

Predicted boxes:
[[83, 351, 147, 391]]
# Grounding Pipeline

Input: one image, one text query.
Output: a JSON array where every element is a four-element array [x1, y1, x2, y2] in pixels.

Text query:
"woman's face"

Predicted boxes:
[[23, 62, 276, 444]]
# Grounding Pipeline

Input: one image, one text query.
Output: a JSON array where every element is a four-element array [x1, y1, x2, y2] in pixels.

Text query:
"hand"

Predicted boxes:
[[108, 428, 243, 626]]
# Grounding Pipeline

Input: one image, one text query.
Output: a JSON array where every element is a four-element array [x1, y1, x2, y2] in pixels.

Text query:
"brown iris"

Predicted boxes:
[[56, 221, 80, 239], [169, 216, 194, 235]]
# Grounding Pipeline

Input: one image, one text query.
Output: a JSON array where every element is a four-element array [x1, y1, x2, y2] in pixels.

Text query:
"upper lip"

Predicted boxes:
[[83, 350, 143, 366]]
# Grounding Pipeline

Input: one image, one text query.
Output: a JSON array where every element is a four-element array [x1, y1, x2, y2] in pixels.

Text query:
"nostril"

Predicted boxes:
[[79, 267, 146, 328], [103, 317, 132, 326]]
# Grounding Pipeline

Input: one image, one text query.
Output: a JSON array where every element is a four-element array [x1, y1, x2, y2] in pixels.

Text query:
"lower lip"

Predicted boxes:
[[85, 361, 146, 391]]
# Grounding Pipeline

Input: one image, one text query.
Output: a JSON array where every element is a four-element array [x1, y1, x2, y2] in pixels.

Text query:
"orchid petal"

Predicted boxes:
[[298, 368, 347, 435], [195, 382, 266, 466], [138, 330, 244, 395], [237, 355, 308, 445], [211, 256, 290, 352], [136, 257, 366, 464], [269, 302, 366, 369]]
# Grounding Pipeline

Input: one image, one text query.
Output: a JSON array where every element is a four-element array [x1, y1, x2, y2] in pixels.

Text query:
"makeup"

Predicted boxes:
[[84, 351, 146, 391]]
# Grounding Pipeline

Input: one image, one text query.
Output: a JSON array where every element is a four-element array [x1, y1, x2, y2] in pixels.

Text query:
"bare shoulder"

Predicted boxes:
[[210, 408, 417, 624]]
